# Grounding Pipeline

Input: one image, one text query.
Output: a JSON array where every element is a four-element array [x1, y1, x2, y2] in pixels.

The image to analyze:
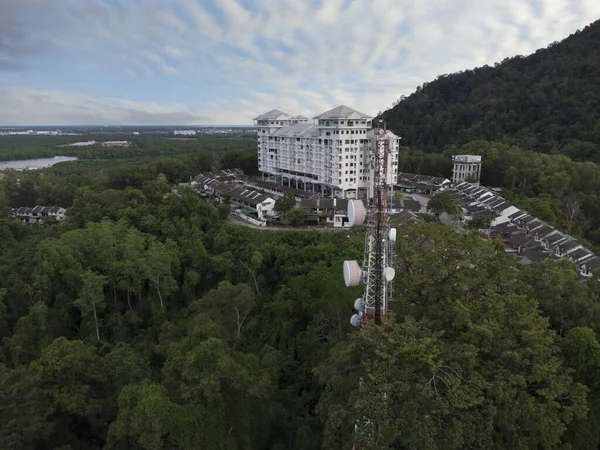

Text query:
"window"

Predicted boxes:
[[326, 132, 331, 136]]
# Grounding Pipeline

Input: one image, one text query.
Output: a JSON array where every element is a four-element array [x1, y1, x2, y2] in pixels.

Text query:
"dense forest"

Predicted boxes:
[[0, 135, 257, 167], [1, 141, 600, 449], [380, 19, 600, 162]]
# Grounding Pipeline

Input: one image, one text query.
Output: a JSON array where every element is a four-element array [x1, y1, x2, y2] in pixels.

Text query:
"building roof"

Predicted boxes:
[[402, 199, 421, 211], [520, 250, 552, 264], [568, 248, 593, 262], [299, 197, 349, 211], [492, 222, 520, 235], [272, 123, 319, 138], [582, 257, 600, 271], [533, 225, 555, 238], [504, 234, 535, 248], [254, 109, 293, 120], [215, 184, 273, 206], [558, 240, 580, 254], [544, 233, 567, 245], [508, 210, 526, 220], [389, 209, 419, 223], [313, 105, 372, 120]]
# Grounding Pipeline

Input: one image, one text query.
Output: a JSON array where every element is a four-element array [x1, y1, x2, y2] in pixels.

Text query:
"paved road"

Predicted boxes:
[[228, 216, 347, 232]]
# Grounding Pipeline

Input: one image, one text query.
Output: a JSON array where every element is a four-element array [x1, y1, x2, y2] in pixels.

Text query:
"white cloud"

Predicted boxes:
[[0, 0, 598, 124]]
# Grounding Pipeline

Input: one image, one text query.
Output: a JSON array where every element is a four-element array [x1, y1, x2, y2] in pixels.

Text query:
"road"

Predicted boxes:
[[228, 215, 347, 232]]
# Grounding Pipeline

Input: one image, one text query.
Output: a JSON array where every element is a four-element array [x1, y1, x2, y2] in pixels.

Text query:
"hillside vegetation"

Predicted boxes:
[[381, 19, 600, 162], [1, 152, 600, 449]]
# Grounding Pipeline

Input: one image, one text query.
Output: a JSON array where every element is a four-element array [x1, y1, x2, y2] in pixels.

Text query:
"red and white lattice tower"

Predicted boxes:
[[343, 120, 396, 328]]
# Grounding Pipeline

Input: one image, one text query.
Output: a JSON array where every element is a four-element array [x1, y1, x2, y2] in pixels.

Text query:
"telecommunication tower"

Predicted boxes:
[[343, 120, 396, 329]]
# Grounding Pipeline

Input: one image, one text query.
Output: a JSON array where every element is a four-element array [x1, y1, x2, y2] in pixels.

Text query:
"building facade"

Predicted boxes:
[[452, 155, 482, 184], [254, 106, 400, 199]]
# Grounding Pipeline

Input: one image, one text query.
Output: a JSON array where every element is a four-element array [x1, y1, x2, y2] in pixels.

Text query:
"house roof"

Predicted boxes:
[[504, 234, 535, 248], [254, 109, 293, 120], [389, 209, 419, 222], [520, 250, 552, 263], [524, 219, 543, 230], [402, 199, 421, 211], [508, 210, 526, 220], [313, 105, 372, 120], [558, 240, 580, 253], [544, 233, 567, 245], [533, 225, 555, 238], [215, 184, 272, 206], [582, 257, 600, 271], [492, 222, 520, 235], [568, 248, 593, 262]]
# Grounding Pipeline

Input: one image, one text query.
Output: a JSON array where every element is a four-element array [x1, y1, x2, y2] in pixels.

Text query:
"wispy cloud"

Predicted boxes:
[[0, 0, 598, 125]]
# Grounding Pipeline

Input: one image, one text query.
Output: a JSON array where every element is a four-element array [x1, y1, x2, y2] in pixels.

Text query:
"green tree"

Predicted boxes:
[[74, 270, 107, 342], [426, 192, 462, 219], [274, 192, 297, 214]]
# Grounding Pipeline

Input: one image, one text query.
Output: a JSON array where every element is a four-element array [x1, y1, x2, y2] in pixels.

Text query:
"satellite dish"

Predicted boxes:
[[388, 227, 397, 242], [343, 260, 362, 287], [348, 199, 366, 227], [354, 297, 365, 312], [384, 267, 396, 282], [350, 313, 363, 328]]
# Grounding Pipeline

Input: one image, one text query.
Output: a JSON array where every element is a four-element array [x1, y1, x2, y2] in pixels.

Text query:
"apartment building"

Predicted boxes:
[[254, 105, 400, 199], [452, 154, 482, 184]]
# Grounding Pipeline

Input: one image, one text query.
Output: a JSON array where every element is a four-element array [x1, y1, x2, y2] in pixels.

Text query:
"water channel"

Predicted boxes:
[[0, 155, 78, 170]]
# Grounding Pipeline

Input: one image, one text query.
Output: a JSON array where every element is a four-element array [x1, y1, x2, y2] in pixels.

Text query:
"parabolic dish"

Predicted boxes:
[[384, 267, 396, 282], [343, 260, 362, 287], [350, 313, 363, 328], [354, 297, 365, 312], [388, 227, 397, 242], [348, 199, 366, 227]]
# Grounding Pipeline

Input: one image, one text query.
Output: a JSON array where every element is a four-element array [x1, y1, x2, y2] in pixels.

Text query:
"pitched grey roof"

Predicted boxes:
[[582, 257, 600, 271], [401, 199, 421, 211], [508, 210, 526, 220], [520, 250, 552, 264], [568, 248, 593, 262], [272, 123, 319, 138], [558, 240, 580, 254], [532, 225, 555, 238], [313, 105, 372, 120], [254, 109, 293, 120]]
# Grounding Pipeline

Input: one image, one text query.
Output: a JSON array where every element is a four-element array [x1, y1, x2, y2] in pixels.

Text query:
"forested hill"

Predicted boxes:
[[380, 19, 600, 162]]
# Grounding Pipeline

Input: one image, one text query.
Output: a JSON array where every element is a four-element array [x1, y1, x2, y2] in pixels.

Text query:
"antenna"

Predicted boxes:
[[343, 120, 397, 449], [343, 121, 396, 329]]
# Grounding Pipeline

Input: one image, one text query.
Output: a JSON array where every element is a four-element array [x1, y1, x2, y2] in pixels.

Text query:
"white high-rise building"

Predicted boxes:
[[452, 154, 482, 185], [254, 105, 400, 199]]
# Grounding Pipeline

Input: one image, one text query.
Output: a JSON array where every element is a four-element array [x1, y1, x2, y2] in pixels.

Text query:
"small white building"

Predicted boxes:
[[452, 155, 482, 185], [174, 130, 197, 136]]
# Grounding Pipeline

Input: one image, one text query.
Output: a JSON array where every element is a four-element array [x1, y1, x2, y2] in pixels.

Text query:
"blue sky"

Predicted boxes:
[[0, 0, 598, 125]]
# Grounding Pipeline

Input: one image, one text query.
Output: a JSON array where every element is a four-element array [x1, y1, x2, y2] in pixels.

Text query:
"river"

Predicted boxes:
[[0, 155, 78, 170]]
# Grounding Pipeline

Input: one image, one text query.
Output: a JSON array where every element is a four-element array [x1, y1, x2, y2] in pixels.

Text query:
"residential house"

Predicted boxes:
[[11, 206, 67, 224]]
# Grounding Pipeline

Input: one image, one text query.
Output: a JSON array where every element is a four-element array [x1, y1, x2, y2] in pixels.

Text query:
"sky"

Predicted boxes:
[[0, 0, 599, 126]]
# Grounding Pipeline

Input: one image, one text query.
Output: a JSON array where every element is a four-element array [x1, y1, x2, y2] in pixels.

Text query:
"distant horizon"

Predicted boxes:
[[0, 125, 255, 129]]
